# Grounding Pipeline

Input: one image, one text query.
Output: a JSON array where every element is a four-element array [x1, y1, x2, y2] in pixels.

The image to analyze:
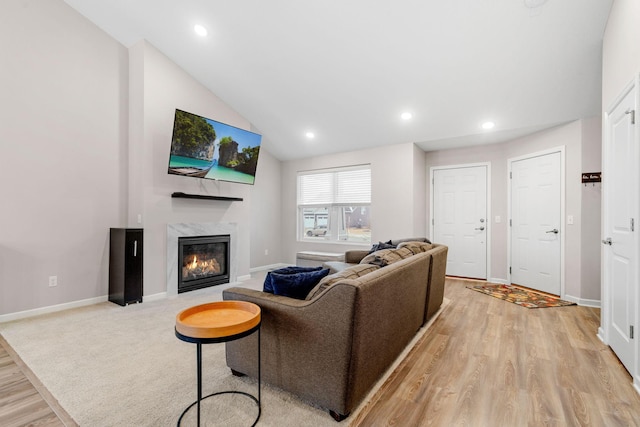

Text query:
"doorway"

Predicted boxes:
[[509, 149, 564, 296], [431, 164, 489, 280]]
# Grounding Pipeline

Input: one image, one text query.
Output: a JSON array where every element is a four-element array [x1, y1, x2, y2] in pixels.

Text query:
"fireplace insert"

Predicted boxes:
[[178, 235, 230, 293]]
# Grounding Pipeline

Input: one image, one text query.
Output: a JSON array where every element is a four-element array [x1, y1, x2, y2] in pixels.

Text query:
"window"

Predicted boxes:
[[297, 165, 371, 243]]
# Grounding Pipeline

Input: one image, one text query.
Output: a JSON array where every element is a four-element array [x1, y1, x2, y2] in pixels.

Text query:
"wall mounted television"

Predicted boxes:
[[168, 109, 262, 185]]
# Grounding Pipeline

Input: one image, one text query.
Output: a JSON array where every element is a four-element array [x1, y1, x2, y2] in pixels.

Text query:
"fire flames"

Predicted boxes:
[[182, 254, 221, 280]]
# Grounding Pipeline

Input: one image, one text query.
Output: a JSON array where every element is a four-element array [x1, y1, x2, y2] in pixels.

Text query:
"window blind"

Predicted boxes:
[[298, 166, 371, 206]]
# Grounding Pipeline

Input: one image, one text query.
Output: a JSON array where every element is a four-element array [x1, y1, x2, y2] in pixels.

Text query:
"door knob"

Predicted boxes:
[[545, 229, 559, 234], [475, 226, 485, 231], [602, 237, 612, 245]]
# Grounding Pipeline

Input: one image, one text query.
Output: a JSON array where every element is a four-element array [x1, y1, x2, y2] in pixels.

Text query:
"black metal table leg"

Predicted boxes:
[[176, 321, 261, 426], [197, 342, 202, 427]]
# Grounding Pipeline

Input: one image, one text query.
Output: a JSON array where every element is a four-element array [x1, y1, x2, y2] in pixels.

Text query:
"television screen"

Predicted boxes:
[[168, 109, 262, 185]]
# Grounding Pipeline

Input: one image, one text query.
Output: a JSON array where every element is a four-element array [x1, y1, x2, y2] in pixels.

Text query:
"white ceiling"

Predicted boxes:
[[63, 0, 612, 161]]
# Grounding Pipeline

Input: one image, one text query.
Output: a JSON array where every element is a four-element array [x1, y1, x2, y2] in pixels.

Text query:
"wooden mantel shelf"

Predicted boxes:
[[171, 192, 243, 202]]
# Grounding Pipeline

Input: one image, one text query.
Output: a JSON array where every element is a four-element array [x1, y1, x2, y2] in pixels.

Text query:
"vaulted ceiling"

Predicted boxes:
[[64, 0, 612, 161]]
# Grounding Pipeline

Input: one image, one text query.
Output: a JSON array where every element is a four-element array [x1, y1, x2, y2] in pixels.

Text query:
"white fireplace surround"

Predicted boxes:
[[167, 222, 239, 296]]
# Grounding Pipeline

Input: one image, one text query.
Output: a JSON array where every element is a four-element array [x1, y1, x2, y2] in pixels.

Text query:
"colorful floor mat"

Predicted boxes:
[[467, 284, 577, 308]]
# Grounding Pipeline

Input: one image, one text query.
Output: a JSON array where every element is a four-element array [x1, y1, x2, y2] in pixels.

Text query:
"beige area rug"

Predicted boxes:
[[0, 277, 448, 427]]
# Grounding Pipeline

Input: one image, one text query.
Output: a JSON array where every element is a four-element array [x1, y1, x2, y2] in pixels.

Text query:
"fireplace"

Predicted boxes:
[[177, 235, 230, 293]]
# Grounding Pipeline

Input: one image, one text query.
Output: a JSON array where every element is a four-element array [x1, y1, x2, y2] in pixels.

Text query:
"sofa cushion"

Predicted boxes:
[[305, 264, 380, 300], [270, 268, 331, 300], [359, 247, 414, 267], [397, 241, 434, 254], [263, 266, 323, 293]]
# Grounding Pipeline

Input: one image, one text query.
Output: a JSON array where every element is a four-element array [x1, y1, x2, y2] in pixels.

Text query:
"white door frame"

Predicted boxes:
[[507, 147, 566, 297], [600, 75, 640, 390], [430, 162, 491, 280]]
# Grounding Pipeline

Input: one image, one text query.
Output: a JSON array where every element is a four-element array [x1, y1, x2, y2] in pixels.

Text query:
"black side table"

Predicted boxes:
[[175, 301, 261, 426]]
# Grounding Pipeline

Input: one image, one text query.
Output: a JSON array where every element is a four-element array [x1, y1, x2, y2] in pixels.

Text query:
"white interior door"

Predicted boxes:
[[510, 151, 561, 295], [603, 81, 637, 376], [433, 165, 487, 279]]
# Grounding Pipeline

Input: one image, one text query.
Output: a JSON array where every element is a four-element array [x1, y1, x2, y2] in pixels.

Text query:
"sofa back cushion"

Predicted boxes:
[[305, 264, 380, 300], [359, 247, 414, 267]]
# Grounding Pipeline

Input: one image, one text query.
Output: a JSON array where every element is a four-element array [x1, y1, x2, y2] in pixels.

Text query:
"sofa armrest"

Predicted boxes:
[[425, 244, 448, 321], [345, 250, 370, 263], [223, 283, 358, 414]]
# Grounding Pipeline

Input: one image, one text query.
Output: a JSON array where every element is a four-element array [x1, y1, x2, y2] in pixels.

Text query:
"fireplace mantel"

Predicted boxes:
[[171, 192, 243, 202]]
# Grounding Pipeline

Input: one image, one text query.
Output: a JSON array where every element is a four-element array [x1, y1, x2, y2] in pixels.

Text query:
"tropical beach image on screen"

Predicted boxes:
[[168, 109, 262, 185]]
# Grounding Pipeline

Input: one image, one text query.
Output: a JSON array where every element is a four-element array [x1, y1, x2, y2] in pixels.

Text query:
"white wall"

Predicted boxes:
[[0, 0, 128, 315], [281, 143, 427, 264], [425, 118, 601, 303], [602, 0, 640, 109]]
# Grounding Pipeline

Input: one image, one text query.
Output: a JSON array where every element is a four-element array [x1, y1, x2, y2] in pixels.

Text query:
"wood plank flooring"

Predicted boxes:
[[352, 278, 640, 426], [1, 278, 639, 426], [0, 335, 76, 427]]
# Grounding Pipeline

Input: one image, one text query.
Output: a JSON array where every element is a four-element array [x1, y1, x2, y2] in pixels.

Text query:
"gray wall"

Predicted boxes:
[[0, 0, 128, 315], [425, 118, 602, 303], [249, 148, 283, 269]]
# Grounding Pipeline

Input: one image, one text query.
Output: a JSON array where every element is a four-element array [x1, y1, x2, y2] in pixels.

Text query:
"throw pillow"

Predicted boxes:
[[305, 264, 380, 300], [270, 268, 331, 300], [392, 237, 431, 245], [369, 240, 396, 253], [397, 241, 434, 254], [263, 266, 322, 293]]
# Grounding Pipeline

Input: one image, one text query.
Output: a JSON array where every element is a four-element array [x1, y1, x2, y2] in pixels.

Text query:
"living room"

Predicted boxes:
[[2, 0, 640, 424], [0, 0, 615, 321]]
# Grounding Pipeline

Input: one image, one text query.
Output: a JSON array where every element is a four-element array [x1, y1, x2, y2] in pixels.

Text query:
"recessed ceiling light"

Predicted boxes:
[[194, 24, 208, 37], [305, 131, 315, 139], [482, 121, 495, 130], [401, 112, 413, 120]]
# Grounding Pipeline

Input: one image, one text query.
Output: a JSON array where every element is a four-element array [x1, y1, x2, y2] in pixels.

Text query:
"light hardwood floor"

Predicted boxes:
[[353, 278, 640, 426], [2, 278, 640, 426], [0, 335, 76, 427]]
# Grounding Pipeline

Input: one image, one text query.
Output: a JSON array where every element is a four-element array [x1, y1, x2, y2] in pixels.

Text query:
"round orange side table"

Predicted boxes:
[[175, 301, 261, 426]]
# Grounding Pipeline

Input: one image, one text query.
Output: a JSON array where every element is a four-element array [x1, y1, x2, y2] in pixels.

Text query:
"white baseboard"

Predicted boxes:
[[563, 295, 601, 308], [237, 274, 252, 282], [144, 292, 167, 302], [489, 278, 508, 285], [0, 295, 108, 323]]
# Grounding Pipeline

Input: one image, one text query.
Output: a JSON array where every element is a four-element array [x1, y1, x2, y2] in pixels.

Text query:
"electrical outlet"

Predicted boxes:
[[49, 276, 58, 287], [264, 249, 269, 256], [567, 215, 574, 225], [495, 216, 501, 223]]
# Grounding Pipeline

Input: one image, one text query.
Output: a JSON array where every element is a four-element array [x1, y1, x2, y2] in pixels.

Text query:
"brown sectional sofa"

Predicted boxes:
[[222, 241, 448, 421]]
